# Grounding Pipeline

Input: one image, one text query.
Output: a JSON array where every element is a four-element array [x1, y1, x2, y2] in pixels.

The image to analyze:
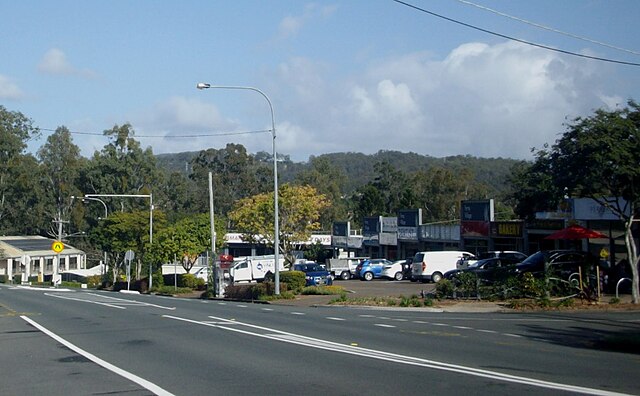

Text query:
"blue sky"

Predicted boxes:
[[2, 0, 639, 162]]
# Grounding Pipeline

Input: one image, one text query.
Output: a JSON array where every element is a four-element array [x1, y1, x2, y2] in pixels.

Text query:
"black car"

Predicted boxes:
[[512, 250, 598, 280], [444, 257, 521, 284]]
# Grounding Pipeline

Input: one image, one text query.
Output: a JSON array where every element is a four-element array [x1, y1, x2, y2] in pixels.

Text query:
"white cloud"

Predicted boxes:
[[277, 3, 337, 39], [260, 41, 615, 161], [0, 74, 24, 99], [38, 48, 97, 78]]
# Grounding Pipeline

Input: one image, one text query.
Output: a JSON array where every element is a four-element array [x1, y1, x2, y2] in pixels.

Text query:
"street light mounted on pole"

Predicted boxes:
[[71, 195, 109, 275], [196, 82, 281, 295]]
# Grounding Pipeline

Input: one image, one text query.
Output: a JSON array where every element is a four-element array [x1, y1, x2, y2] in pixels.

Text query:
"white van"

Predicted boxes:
[[411, 251, 476, 283]]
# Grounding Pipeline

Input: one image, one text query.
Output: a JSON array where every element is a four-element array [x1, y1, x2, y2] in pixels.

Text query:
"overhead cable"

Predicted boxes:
[[454, 0, 640, 56], [392, 0, 640, 67]]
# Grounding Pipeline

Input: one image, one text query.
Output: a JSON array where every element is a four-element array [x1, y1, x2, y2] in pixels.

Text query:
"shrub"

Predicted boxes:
[[0, 275, 7, 283], [435, 278, 454, 298], [180, 273, 199, 289], [61, 281, 82, 288], [279, 271, 306, 294], [86, 275, 102, 288], [155, 286, 194, 295], [301, 285, 345, 295]]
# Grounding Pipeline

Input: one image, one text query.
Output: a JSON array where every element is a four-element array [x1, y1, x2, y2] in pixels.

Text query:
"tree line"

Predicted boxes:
[[1, 102, 638, 302]]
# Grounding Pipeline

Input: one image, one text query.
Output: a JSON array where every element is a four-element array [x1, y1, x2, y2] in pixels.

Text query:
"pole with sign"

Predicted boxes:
[[125, 249, 135, 291]]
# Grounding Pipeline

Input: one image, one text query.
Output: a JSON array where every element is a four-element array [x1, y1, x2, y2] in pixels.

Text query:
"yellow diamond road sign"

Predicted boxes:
[[52, 241, 64, 253]]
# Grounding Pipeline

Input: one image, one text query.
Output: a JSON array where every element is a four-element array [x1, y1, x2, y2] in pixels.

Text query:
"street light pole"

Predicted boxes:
[[71, 195, 109, 275], [196, 82, 280, 295]]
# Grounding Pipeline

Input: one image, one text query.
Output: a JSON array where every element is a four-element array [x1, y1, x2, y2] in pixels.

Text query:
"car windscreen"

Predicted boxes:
[[519, 252, 545, 266]]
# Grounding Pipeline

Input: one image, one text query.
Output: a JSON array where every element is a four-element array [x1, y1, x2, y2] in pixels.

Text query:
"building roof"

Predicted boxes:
[[0, 236, 85, 258]]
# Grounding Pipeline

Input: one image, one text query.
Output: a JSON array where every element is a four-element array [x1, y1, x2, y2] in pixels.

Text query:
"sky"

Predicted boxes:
[[2, 0, 640, 162]]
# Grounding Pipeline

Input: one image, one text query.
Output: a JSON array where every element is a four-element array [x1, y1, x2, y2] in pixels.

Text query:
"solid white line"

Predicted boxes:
[[21, 316, 174, 396], [163, 314, 630, 396]]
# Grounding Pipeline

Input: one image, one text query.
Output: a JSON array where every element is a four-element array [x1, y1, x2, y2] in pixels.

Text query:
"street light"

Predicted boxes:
[[196, 82, 281, 295], [71, 195, 109, 274]]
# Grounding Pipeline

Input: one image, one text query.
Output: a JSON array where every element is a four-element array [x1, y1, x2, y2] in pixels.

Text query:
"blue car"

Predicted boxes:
[[293, 263, 333, 286], [356, 259, 393, 281]]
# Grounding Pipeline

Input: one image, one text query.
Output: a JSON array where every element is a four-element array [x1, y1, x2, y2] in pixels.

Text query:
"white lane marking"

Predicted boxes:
[[218, 302, 227, 305], [413, 320, 428, 324], [21, 316, 174, 396], [432, 323, 449, 326], [237, 305, 247, 308], [326, 317, 346, 321], [392, 318, 408, 322], [359, 314, 376, 318], [453, 326, 472, 330], [374, 324, 396, 328], [46, 292, 176, 310], [291, 312, 305, 315], [164, 314, 632, 396], [261, 308, 274, 311], [504, 333, 523, 338], [476, 329, 498, 334]]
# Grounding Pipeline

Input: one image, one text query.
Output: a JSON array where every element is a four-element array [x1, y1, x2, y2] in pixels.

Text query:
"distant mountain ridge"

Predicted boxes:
[[155, 150, 522, 197]]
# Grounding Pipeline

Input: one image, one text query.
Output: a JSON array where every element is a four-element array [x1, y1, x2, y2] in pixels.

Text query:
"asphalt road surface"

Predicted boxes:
[[1, 284, 639, 396]]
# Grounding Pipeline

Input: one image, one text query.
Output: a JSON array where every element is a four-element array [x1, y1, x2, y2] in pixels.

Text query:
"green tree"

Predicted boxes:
[[81, 124, 160, 210], [153, 213, 225, 273], [94, 209, 167, 282], [37, 126, 85, 237], [506, 154, 561, 221], [295, 156, 348, 229], [546, 100, 640, 303], [0, 107, 40, 232], [189, 143, 271, 215], [229, 184, 329, 265]]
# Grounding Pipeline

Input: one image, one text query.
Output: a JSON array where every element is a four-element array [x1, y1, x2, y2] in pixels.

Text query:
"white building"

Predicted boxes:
[[0, 236, 87, 284]]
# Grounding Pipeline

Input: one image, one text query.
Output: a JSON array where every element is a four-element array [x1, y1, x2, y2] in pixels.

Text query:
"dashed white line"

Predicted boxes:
[[453, 326, 472, 330], [261, 308, 274, 311], [476, 329, 498, 334], [504, 333, 523, 338], [326, 317, 346, 321], [374, 323, 396, 328], [291, 312, 305, 315]]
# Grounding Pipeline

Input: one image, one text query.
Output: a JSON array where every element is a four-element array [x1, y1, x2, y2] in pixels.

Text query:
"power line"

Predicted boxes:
[[454, 0, 640, 56], [392, 0, 640, 67], [39, 128, 272, 139]]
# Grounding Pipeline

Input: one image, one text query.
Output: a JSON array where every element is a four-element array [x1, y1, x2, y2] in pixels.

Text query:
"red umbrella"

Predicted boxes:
[[544, 224, 607, 240]]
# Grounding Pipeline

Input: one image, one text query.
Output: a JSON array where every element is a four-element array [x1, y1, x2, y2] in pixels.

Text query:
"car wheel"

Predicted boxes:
[[394, 271, 403, 281], [363, 272, 374, 281], [340, 271, 350, 281], [431, 272, 443, 283]]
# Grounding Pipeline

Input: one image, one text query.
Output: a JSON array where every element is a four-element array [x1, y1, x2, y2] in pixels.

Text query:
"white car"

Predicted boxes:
[[381, 260, 407, 281]]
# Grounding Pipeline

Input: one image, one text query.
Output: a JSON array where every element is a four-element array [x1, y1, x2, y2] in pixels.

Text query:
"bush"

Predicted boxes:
[[279, 271, 306, 294], [0, 274, 6, 283], [180, 273, 201, 289], [155, 286, 194, 295], [301, 285, 345, 295], [435, 278, 454, 298], [86, 275, 102, 288]]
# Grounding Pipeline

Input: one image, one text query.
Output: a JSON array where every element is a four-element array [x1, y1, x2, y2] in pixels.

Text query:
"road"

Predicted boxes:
[[1, 284, 639, 396]]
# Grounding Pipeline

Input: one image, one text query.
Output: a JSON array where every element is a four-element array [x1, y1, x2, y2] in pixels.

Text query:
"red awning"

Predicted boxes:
[[544, 224, 607, 240]]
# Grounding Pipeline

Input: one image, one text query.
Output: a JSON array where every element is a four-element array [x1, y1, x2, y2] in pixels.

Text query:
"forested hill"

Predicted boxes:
[[156, 150, 523, 197]]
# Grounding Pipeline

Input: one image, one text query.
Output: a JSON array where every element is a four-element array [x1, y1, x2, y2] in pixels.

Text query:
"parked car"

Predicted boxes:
[[356, 259, 393, 281], [444, 256, 522, 284], [512, 250, 598, 280], [381, 259, 411, 281], [412, 251, 476, 283], [292, 263, 333, 286], [456, 251, 526, 269]]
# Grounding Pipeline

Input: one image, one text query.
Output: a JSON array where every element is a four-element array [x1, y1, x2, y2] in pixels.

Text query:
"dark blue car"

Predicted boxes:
[[293, 263, 333, 286]]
